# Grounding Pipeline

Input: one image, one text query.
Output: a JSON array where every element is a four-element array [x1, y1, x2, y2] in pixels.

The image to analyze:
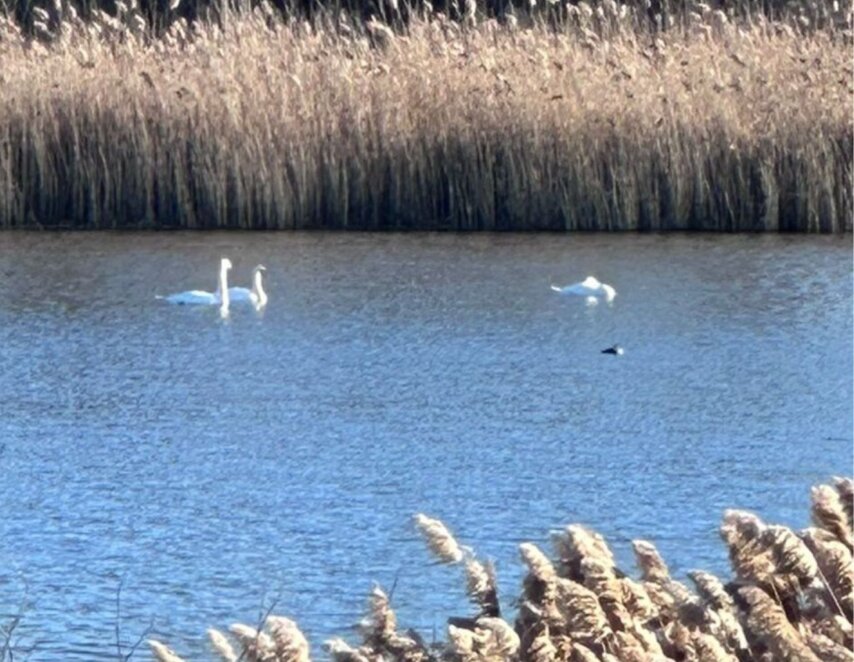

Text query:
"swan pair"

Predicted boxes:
[[159, 258, 267, 313], [550, 276, 616, 304]]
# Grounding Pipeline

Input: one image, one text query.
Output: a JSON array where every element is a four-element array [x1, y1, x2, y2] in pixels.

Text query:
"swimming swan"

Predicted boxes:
[[158, 258, 232, 311], [228, 265, 268, 308], [550, 276, 616, 302]]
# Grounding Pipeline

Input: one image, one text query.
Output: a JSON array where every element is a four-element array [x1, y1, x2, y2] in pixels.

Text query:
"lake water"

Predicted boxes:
[[0, 232, 850, 659]]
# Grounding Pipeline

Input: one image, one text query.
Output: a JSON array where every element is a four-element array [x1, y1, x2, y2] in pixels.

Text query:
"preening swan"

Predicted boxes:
[[550, 276, 617, 302], [228, 265, 268, 308], [158, 258, 232, 310]]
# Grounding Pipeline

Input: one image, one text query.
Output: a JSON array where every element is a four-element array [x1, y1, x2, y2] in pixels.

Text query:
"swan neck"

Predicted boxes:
[[219, 264, 230, 310], [253, 271, 267, 304]]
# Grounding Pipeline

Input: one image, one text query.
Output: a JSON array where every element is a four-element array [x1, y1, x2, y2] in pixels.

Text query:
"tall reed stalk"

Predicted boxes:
[[0, 3, 851, 231]]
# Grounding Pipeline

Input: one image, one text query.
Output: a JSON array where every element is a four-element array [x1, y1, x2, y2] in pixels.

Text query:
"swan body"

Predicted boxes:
[[162, 290, 219, 305], [159, 258, 232, 313], [550, 276, 616, 302], [228, 265, 268, 308]]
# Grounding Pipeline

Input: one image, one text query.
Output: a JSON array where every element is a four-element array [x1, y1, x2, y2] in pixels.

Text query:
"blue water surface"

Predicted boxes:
[[0, 232, 850, 658]]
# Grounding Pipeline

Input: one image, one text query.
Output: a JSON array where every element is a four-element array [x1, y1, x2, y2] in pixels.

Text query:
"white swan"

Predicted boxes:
[[550, 276, 616, 302], [159, 258, 232, 311], [228, 265, 268, 308]]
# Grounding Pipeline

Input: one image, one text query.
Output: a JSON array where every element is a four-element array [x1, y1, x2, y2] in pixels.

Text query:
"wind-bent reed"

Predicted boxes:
[[148, 477, 854, 661], [0, 3, 851, 231]]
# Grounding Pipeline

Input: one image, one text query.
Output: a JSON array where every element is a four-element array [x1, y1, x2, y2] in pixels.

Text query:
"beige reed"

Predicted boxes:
[[0, 4, 851, 230], [147, 477, 853, 661]]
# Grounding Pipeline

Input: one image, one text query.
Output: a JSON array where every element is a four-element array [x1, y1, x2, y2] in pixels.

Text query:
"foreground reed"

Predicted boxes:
[[149, 477, 854, 661], [0, 4, 851, 231]]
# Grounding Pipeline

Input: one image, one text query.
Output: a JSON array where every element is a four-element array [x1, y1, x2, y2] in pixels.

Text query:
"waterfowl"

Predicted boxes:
[[229, 265, 268, 308], [550, 276, 617, 302], [601, 344, 624, 356], [158, 257, 232, 312]]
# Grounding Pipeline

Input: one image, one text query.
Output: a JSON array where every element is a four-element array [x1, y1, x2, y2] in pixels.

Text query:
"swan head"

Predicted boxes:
[[221, 257, 233, 271], [253, 265, 267, 274], [582, 276, 601, 288]]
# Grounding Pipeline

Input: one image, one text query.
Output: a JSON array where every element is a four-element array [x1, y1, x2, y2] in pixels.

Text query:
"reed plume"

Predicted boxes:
[[570, 643, 600, 662], [413, 513, 507, 639], [148, 640, 187, 662], [522, 622, 556, 662], [688, 571, 733, 612], [204, 617, 312, 662], [267, 617, 311, 662], [472, 617, 520, 658], [554, 575, 611, 646], [738, 585, 821, 661], [617, 576, 659, 625], [766, 524, 819, 586], [228, 623, 276, 660], [579, 556, 634, 634], [606, 629, 650, 661], [447, 616, 521, 660], [720, 510, 777, 585], [552, 525, 615, 582], [465, 557, 500, 617], [801, 526, 854, 620], [813, 485, 854, 549], [809, 613, 853, 650], [632, 539, 697, 629], [687, 571, 749, 656], [805, 631, 854, 662], [207, 628, 238, 662], [833, 477, 854, 533], [631, 540, 670, 583], [517, 542, 562, 635], [519, 543, 557, 583], [360, 586, 396, 647], [692, 632, 738, 662], [323, 638, 371, 662], [414, 514, 464, 564], [447, 624, 482, 660], [358, 586, 428, 661]]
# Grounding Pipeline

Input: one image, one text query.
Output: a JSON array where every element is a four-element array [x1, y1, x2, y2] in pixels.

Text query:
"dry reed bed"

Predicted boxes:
[[148, 477, 854, 661], [0, 6, 851, 230]]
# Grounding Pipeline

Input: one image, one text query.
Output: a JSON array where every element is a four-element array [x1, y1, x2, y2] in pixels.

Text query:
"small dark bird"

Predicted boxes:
[[601, 344, 624, 356]]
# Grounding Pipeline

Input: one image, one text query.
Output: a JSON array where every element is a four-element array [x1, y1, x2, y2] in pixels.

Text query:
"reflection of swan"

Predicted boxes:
[[550, 276, 616, 302], [229, 265, 268, 308], [159, 258, 232, 312]]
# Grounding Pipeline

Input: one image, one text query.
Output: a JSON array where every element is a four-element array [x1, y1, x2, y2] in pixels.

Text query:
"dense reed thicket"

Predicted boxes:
[[148, 477, 854, 661], [2, 0, 846, 35], [0, 2, 851, 231]]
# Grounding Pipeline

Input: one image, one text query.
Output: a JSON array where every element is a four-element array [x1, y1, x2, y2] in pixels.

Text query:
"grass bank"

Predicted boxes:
[[0, 5, 851, 231], [146, 477, 854, 661]]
